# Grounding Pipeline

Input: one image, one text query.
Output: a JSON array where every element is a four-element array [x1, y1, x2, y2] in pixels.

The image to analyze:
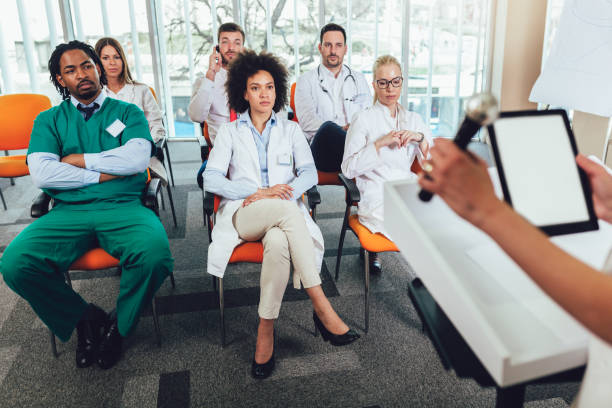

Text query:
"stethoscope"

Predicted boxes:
[[317, 64, 358, 102]]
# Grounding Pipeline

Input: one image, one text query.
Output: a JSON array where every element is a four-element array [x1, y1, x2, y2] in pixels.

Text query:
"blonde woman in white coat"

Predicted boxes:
[[341, 55, 433, 273], [203, 50, 359, 380], [95, 37, 167, 184]]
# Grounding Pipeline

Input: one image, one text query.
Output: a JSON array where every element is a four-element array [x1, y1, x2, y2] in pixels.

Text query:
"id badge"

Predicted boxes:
[[277, 153, 292, 166], [106, 119, 126, 138]]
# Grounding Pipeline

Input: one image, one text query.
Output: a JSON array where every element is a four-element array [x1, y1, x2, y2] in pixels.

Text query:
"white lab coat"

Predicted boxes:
[[341, 101, 433, 239], [206, 118, 324, 289], [294, 64, 371, 141]]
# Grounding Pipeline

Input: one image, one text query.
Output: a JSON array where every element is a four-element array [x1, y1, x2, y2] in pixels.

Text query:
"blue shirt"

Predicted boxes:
[[203, 113, 318, 201], [239, 110, 277, 187]]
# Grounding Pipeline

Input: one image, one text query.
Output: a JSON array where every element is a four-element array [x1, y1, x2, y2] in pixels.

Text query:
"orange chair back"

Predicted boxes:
[[148, 87, 158, 103], [290, 83, 298, 123], [0, 94, 52, 150], [202, 122, 213, 147]]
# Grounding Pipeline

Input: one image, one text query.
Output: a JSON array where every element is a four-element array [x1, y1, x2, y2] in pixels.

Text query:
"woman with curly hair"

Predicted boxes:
[[204, 50, 359, 379]]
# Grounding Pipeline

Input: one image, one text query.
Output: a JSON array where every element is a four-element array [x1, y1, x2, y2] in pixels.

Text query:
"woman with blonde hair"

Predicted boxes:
[[341, 55, 432, 273], [94, 37, 167, 183]]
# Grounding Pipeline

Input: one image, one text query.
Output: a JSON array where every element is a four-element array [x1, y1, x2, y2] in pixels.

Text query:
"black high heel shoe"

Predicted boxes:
[[313, 312, 360, 346], [251, 353, 275, 379], [251, 329, 275, 379]]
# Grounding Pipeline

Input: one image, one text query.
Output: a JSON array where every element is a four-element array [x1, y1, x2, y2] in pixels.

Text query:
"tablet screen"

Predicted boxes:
[[488, 110, 598, 235]]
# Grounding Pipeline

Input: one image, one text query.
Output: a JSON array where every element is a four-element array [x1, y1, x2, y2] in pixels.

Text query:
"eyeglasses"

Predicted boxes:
[[375, 76, 403, 89]]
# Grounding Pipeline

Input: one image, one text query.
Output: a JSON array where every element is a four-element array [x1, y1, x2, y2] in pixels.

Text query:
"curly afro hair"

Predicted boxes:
[[226, 49, 288, 114]]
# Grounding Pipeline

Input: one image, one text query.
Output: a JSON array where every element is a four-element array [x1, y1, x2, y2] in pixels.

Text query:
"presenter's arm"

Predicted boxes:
[[294, 77, 324, 138], [418, 139, 612, 344]]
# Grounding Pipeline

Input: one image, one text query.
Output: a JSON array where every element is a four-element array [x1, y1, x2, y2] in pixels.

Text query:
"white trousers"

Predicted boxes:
[[233, 199, 322, 319]]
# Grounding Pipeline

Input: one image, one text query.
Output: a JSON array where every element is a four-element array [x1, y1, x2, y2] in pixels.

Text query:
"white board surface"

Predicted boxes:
[[529, 0, 612, 116]]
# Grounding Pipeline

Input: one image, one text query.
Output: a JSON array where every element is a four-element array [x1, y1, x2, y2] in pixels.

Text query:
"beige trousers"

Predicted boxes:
[[233, 199, 322, 319]]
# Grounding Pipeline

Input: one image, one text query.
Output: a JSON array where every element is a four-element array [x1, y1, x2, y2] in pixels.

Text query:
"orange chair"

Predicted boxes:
[[31, 175, 176, 356], [289, 82, 299, 123], [335, 174, 399, 333], [203, 192, 264, 346], [0, 94, 52, 210]]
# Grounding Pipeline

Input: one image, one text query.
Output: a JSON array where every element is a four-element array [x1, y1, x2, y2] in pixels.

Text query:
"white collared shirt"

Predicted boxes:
[[104, 83, 165, 143], [294, 64, 371, 141], [70, 88, 107, 116], [188, 68, 230, 144]]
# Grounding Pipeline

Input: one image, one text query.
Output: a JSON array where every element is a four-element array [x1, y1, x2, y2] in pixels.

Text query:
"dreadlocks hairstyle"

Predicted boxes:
[[226, 50, 288, 114], [48, 40, 107, 100]]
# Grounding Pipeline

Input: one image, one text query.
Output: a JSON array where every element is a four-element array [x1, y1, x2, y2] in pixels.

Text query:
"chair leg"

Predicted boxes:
[[151, 297, 161, 347], [64, 271, 72, 289], [165, 184, 178, 228], [169, 272, 176, 289], [335, 205, 351, 281], [218, 277, 225, 347], [160, 188, 166, 210], [164, 143, 175, 187], [364, 251, 370, 334], [212, 275, 217, 292], [0, 187, 6, 210], [49, 329, 58, 357]]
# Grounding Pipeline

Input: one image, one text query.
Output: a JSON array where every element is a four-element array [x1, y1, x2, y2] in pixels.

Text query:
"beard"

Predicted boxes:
[[325, 55, 342, 68], [74, 80, 100, 100]]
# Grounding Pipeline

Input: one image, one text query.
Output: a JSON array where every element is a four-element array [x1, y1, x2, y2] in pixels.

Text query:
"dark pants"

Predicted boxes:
[[310, 121, 347, 172]]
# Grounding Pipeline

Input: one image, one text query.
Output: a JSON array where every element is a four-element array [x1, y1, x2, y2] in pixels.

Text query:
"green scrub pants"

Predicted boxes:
[[0, 202, 173, 342]]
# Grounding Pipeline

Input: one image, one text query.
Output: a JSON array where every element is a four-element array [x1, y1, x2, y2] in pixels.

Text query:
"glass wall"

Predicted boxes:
[[0, 0, 63, 103], [0, 0, 497, 139]]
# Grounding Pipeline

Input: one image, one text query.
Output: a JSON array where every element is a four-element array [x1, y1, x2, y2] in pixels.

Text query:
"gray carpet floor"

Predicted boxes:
[[0, 142, 580, 407]]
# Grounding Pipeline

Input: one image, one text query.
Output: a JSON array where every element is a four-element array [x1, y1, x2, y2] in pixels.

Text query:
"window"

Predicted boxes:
[[0, 0, 63, 103], [1, 0, 493, 139]]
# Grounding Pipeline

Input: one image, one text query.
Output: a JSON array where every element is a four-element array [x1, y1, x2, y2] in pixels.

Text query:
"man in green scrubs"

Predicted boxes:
[[0, 41, 173, 370]]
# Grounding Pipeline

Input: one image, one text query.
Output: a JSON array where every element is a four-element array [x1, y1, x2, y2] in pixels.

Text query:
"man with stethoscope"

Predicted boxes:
[[294, 23, 371, 172]]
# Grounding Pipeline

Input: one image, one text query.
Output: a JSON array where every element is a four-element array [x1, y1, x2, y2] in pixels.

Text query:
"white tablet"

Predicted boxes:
[[487, 110, 598, 236]]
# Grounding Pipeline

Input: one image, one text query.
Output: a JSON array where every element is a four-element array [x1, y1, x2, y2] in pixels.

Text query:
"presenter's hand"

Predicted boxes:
[[374, 131, 401, 152], [61, 154, 85, 168], [418, 138, 503, 229], [576, 154, 612, 224]]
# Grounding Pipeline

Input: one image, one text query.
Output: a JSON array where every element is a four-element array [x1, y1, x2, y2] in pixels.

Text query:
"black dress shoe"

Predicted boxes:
[[75, 304, 108, 368], [369, 252, 382, 274], [313, 312, 360, 346], [96, 317, 123, 370], [251, 353, 275, 379]]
